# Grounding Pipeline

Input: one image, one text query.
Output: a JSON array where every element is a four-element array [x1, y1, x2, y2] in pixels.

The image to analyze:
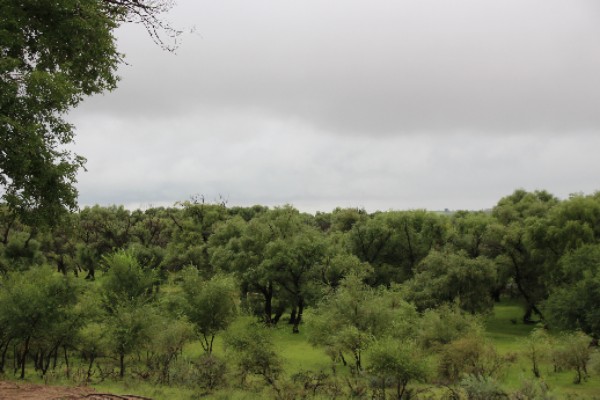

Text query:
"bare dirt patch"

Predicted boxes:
[[0, 381, 153, 400]]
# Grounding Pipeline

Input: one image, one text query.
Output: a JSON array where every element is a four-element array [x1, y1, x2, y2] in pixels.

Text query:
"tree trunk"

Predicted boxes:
[[64, 346, 70, 378], [292, 297, 304, 334], [288, 306, 297, 325], [119, 352, 125, 378], [491, 287, 502, 302], [85, 266, 95, 280], [86, 355, 96, 383], [57, 254, 67, 275], [510, 255, 544, 322], [261, 282, 274, 325], [273, 300, 286, 325], [20, 337, 30, 379], [0, 339, 10, 373]]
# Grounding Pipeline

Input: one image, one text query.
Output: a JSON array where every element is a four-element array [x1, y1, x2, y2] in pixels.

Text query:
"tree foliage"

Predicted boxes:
[[0, 0, 175, 221], [181, 269, 238, 353]]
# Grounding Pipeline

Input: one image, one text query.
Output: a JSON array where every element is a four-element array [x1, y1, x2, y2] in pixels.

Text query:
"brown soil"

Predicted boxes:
[[0, 381, 153, 400]]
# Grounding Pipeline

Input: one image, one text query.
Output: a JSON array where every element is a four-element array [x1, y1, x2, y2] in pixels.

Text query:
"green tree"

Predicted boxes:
[[223, 319, 282, 387], [551, 332, 592, 384], [106, 302, 157, 378], [76, 205, 136, 279], [406, 249, 497, 314], [181, 269, 238, 353], [99, 250, 157, 377], [100, 250, 156, 310], [0, 266, 80, 378], [263, 225, 328, 333], [491, 189, 558, 322], [309, 274, 417, 372], [416, 304, 481, 350], [0, 0, 174, 221], [162, 201, 228, 275], [210, 206, 307, 326], [145, 313, 194, 384], [438, 334, 505, 383], [367, 338, 428, 400], [544, 244, 600, 339], [524, 329, 550, 378], [347, 210, 449, 286]]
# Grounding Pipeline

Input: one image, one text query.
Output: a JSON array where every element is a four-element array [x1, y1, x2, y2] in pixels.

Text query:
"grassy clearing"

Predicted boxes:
[[484, 300, 536, 351], [484, 301, 600, 398]]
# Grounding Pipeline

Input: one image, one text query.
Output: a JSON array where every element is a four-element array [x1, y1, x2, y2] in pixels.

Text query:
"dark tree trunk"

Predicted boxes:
[[119, 352, 125, 378], [57, 254, 67, 275], [491, 287, 502, 302], [264, 290, 273, 325], [20, 337, 30, 379], [33, 351, 40, 372], [340, 352, 347, 366], [523, 304, 543, 324], [0, 339, 10, 373], [292, 297, 304, 334], [509, 254, 544, 322], [260, 281, 276, 325], [85, 266, 95, 280], [64, 346, 70, 378], [53, 346, 59, 370], [86, 355, 96, 383], [272, 306, 284, 325], [288, 306, 297, 325]]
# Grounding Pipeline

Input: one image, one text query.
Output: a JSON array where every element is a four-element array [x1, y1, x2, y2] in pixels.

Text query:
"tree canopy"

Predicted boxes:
[[0, 0, 174, 222]]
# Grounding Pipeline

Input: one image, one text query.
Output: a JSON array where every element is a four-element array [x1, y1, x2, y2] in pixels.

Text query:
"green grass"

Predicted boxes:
[[484, 300, 537, 353], [271, 321, 332, 375], [484, 301, 600, 398]]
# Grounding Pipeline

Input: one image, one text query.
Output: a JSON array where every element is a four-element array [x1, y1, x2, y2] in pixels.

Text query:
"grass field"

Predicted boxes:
[[483, 301, 600, 398]]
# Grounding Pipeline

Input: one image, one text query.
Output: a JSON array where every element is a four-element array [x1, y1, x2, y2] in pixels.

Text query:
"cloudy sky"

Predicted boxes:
[[69, 0, 600, 213]]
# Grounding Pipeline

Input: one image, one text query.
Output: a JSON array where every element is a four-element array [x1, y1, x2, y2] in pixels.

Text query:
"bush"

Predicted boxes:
[[460, 374, 507, 400], [438, 334, 506, 383], [223, 319, 282, 387], [367, 338, 429, 399], [550, 332, 592, 384], [169, 354, 227, 390], [417, 304, 482, 350], [510, 379, 555, 400]]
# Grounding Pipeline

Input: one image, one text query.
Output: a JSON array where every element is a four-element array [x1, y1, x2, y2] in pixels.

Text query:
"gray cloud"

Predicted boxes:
[[69, 0, 600, 211], [78, 0, 600, 135]]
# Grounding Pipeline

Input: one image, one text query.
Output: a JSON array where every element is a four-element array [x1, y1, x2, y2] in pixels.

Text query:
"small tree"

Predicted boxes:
[[417, 303, 482, 350], [100, 251, 158, 378], [309, 274, 406, 372], [107, 302, 157, 378], [551, 332, 592, 384], [460, 374, 507, 400], [147, 315, 195, 384], [223, 319, 282, 388], [0, 266, 79, 379], [406, 250, 497, 314], [367, 338, 428, 399], [181, 269, 238, 353], [524, 329, 550, 378], [438, 334, 506, 383], [100, 251, 156, 310]]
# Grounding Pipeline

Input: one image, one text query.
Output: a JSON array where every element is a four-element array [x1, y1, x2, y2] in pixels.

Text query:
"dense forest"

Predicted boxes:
[[0, 189, 599, 398]]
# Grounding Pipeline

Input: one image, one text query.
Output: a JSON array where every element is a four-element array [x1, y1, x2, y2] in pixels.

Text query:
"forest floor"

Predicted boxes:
[[0, 380, 153, 400]]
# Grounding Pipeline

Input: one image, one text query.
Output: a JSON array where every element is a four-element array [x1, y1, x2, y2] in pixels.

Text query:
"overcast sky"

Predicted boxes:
[[68, 0, 600, 213]]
